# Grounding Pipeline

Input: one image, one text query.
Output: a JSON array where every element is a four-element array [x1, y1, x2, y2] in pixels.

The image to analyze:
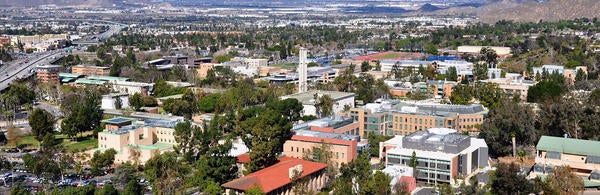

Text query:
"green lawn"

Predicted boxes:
[[13, 133, 97, 152], [374, 52, 403, 60], [64, 139, 98, 153]]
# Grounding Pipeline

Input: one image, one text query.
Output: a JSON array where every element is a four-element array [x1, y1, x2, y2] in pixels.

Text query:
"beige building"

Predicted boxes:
[[349, 100, 487, 138], [95, 117, 181, 164], [533, 136, 600, 185], [72, 65, 110, 76]]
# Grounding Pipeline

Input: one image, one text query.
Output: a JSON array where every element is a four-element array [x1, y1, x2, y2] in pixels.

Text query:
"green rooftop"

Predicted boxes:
[[75, 79, 108, 85], [127, 142, 175, 151], [537, 136, 600, 157], [537, 175, 600, 188], [87, 75, 130, 82], [59, 73, 83, 78]]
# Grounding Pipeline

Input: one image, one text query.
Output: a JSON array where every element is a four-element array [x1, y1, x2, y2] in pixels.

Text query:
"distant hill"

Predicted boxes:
[[0, 0, 150, 8], [418, 3, 442, 12], [481, 0, 600, 23]]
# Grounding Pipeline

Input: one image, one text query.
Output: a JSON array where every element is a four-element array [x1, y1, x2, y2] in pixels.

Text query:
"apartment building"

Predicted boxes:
[[96, 117, 182, 164], [348, 100, 487, 138], [533, 136, 600, 184], [36, 65, 61, 84], [381, 129, 489, 185], [222, 157, 328, 195], [71, 65, 110, 76]]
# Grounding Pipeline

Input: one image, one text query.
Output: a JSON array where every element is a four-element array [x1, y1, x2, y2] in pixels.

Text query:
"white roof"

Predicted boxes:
[[427, 128, 457, 135], [387, 147, 456, 161]]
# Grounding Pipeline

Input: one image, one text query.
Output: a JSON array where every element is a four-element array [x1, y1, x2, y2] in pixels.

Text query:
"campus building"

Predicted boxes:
[[381, 128, 489, 185], [222, 157, 328, 195], [283, 130, 363, 169], [348, 100, 487, 138], [245, 58, 269, 68], [95, 117, 183, 164], [36, 65, 61, 84], [71, 65, 110, 76], [533, 136, 600, 186], [532, 65, 588, 85], [281, 90, 355, 117]]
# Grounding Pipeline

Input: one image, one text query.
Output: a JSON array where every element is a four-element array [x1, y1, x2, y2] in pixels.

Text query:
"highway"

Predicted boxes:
[[0, 22, 124, 91], [0, 50, 66, 91]]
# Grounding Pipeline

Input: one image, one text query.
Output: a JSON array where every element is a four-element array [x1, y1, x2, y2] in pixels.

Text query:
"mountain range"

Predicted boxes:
[[1, 0, 598, 24]]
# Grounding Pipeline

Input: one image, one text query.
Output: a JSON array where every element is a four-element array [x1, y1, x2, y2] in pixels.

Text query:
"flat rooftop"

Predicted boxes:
[[281, 90, 355, 105]]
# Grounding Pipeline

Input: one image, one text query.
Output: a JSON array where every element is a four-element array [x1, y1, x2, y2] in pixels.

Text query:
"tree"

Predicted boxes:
[[479, 100, 536, 157], [446, 66, 458, 81], [473, 63, 488, 80], [391, 62, 402, 79], [361, 171, 392, 195], [333, 152, 371, 194], [266, 98, 304, 122], [527, 81, 564, 103], [28, 108, 55, 144], [480, 47, 499, 68], [113, 163, 137, 188], [197, 93, 221, 113], [246, 184, 266, 195], [123, 180, 143, 195], [575, 68, 587, 82], [96, 183, 118, 195], [90, 149, 117, 176], [129, 93, 144, 111], [491, 163, 533, 194], [144, 152, 188, 194], [239, 108, 293, 172], [360, 61, 370, 72], [449, 84, 473, 105], [315, 94, 334, 118], [61, 91, 103, 138]]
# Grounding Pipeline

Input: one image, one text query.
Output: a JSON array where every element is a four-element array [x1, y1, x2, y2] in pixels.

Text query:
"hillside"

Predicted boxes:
[[481, 0, 600, 23]]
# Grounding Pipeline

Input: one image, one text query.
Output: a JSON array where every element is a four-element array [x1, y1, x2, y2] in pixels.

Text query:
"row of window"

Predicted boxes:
[[459, 118, 482, 123], [290, 147, 345, 159]]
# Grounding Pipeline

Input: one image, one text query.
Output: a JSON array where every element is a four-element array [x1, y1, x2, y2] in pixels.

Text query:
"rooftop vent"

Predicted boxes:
[[289, 164, 303, 179]]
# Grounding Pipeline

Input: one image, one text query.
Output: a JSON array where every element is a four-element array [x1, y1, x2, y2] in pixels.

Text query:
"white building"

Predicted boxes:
[[381, 129, 489, 185], [101, 93, 130, 110], [244, 58, 269, 68], [281, 90, 355, 117], [110, 81, 154, 96]]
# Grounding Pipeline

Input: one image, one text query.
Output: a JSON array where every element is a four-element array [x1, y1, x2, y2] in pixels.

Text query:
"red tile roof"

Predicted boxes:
[[222, 158, 328, 193], [236, 153, 251, 164], [399, 176, 417, 192]]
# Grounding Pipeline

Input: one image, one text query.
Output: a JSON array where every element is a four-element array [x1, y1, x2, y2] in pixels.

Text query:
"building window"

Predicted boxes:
[[546, 151, 561, 159], [336, 152, 339, 159], [139, 134, 144, 140], [342, 153, 345, 159], [291, 146, 293, 152]]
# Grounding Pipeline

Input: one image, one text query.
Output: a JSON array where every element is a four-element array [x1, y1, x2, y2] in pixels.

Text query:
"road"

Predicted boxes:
[[0, 50, 67, 91]]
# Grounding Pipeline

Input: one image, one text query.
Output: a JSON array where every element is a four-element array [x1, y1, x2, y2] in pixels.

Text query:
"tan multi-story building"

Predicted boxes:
[[533, 136, 600, 183], [36, 65, 60, 84], [72, 65, 110, 76], [348, 100, 487, 138], [283, 130, 362, 169], [95, 117, 181, 164]]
